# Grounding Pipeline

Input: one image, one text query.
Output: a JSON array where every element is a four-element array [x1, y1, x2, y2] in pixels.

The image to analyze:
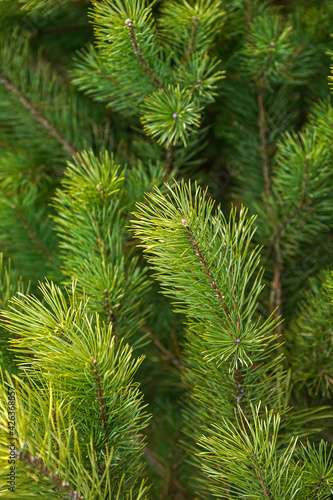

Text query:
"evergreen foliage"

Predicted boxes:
[[0, 0, 332, 498], [52, 149, 156, 348], [0, 254, 25, 374], [1, 282, 149, 498], [285, 270, 333, 404]]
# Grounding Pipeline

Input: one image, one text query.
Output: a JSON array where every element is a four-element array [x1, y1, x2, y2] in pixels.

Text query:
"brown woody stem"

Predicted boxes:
[[183, 16, 198, 66], [126, 20, 162, 88], [255, 43, 284, 333], [90, 357, 108, 433], [311, 476, 325, 498], [246, 0, 252, 27], [257, 89, 270, 194], [104, 288, 117, 334], [19, 449, 83, 499], [182, 220, 245, 410], [248, 451, 271, 499], [141, 324, 185, 371], [182, 220, 233, 324]]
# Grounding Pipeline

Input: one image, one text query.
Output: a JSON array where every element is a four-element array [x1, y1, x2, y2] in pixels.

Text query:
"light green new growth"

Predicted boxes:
[[0, 0, 332, 498], [0, 281, 150, 498], [132, 180, 333, 497], [199, 404, 333, 499], [52, 150, 158, 348], [72, 0, 224, 148]]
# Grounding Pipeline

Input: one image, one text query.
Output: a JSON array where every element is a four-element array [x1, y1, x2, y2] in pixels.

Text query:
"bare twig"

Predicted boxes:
[[270, 240, 283, 335], [257, 89, 270, 193], [246, 0, 252, 27], [141, 324, 185, 371], [278, 42, 304, 76], [143, 444, 166, 476], [268, 156, 310, 336], [254, 42, 286, 334]]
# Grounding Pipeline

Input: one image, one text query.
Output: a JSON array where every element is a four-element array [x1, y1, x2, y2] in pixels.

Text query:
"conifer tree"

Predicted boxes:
[[0, 1, 332, 499]]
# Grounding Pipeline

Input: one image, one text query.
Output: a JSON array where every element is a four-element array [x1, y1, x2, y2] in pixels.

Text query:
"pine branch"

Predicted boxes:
[[310, 475, 326, 499], [1, 282, 150, 496], [132, 182, 284, 482], [248, 451, 272, 499], [132, 182, 280, 366], [246, 0, 252, 27], [0, 75, 78, 159], [257, 89, 270, 194], [90, 357, 107, 433], [183, 16, 198, 67], [11, 204, 56, 266], [270, 155, 310, 246], [181, 216, 239, 335], [53, 150, 151, 347], [198, 404, 302, 499], [270, 240, 283, 335], [19, 450, 83, 500], [285, 270, 333, 400], [125, 19, 162, 88], [164, 142, 175, 181], [141, 324, 185, 371]]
